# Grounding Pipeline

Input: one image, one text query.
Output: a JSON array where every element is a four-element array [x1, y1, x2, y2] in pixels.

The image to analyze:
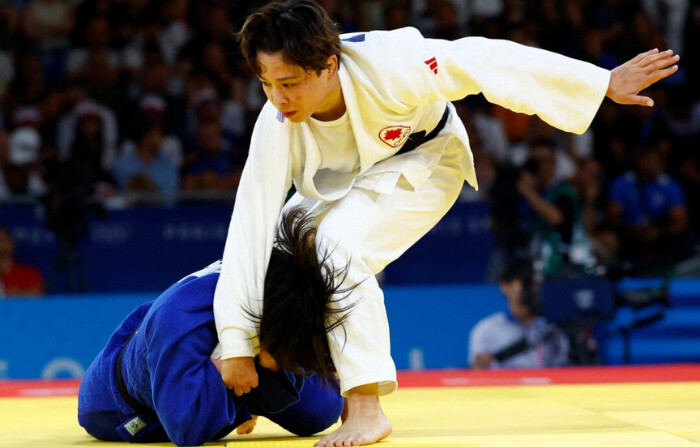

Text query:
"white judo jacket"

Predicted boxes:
[[213, 27, 610, 361]]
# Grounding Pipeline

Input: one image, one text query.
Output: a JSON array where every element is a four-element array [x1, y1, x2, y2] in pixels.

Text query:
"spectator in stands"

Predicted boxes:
[[67, 101, 116, 184], [660, 85, 700, 235], [120, 94, 184, 169], [0, 130, 11, 200], [22, 0, 74, 86], [517, 138, 598, 277], [57, 98, 118, 173], [123, 42, 187, 142], [184, 83, 246, 167], [469, 258, 569, 369], [72, 0, 130, 48], [571, 157, 619, 269], [65, 17, 119, 81], [41, 100, 116, 277], [179, 4, 230, 67], [65, 17, 121, 108], [182, 121, 240, 192], [36, 88, 64, 162], [200, 41, 234, 98], [0, 3, 15, 100], [153, 0, 190, 67], [6, 51, 47, 112], [318, 0, 365, 33], [581, 27, 622, 70], [112, 121, 178, 204], [4, 125, 46, 197], [184, 82, 223, 142], [383, 0, 410, 31], [607, 139, 696, 274], [0, 225, 44, 297], [220, 75, 253, 151]]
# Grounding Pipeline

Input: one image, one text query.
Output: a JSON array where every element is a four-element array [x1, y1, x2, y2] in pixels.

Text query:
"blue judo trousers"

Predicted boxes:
[[78, 261, 344, 446]]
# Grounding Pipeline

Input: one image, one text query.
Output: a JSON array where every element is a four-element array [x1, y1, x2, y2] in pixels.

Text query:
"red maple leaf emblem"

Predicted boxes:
[[384, 128, 403, 141]]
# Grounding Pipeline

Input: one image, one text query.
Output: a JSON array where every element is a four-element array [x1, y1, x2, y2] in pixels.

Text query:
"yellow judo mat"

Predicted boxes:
[[1, 381, 700, 447]]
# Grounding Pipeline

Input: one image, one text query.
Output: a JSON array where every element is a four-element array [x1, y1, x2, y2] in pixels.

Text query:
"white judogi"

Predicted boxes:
[[213, 27, 610, 395]]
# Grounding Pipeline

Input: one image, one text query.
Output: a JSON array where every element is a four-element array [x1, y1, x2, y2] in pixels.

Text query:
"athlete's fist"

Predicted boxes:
[[220, 356, 258, 396]]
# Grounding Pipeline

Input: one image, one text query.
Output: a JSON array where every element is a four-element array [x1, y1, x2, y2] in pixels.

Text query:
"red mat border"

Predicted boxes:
[[1, 364, 699, 398], [396, 364, 700, 388]]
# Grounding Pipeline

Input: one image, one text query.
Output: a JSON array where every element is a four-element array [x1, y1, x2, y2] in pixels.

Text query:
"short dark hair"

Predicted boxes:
[[254, 206, 353, 382], [237, 0, 341, 77], [500, 257, 534, 285], [500, 257, 541, 315]]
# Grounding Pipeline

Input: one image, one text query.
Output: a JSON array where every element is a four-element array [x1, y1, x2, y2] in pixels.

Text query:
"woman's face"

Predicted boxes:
[[78, 115, 102, 138], [256, 51, 339, 123]]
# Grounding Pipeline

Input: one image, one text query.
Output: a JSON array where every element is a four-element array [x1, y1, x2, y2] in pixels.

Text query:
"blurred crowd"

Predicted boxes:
[[0, 0, 698, 290]]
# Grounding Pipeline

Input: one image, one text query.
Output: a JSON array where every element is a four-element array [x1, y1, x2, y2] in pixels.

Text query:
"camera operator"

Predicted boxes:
[[469, 258, 569, 369]]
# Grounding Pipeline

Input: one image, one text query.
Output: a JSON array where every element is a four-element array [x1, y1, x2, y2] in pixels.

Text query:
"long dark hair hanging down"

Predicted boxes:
[[250, 206, 355, 382]]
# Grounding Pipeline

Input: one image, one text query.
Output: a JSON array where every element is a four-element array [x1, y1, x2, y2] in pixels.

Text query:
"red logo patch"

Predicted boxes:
[[424, 57, 438, 74], [378, 125, 411, 148]]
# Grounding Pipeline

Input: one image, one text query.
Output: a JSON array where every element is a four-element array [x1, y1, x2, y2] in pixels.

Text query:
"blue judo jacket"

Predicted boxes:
[[78, 261, 343, 446]]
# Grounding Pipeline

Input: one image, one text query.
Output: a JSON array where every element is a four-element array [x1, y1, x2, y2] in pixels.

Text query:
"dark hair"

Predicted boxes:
[[236, 0, 341, 77], [134, 121, 163, 145], [500, 257, 534, 285], [254, 206, 353, 382], [501, 257, 541, 315]]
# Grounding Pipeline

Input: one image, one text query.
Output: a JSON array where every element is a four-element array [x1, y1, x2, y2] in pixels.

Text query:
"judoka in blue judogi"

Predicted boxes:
[[78, 209, 348, 446]]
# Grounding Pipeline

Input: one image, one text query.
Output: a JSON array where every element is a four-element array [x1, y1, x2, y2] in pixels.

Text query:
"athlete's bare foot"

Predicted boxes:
[[314, 383, 392, 447]]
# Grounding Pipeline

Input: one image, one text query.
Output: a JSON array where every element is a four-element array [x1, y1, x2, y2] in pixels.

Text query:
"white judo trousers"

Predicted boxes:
[[283, 115, 466, 395]]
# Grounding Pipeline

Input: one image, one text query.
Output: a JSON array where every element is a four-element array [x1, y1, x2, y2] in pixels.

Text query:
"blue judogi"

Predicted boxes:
[[78, 261, 343, 446]]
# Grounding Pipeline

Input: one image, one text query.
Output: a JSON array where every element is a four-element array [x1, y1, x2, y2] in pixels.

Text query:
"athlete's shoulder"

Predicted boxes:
[[472, 312, 507, 334], [340, 27, 424, 47]]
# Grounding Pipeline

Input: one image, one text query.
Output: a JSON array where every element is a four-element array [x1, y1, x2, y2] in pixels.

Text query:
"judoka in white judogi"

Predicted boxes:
[[213, 27, 611, 396]]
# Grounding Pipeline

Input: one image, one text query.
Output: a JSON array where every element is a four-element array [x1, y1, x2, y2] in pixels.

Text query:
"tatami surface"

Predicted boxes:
[[1, 366, 699, 447]]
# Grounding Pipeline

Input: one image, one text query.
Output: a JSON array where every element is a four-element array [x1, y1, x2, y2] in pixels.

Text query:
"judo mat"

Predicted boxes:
[[1, 364, 699, 447]]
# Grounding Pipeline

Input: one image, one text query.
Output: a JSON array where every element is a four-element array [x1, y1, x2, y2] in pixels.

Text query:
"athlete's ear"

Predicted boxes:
[[326, 55, 338, 77]]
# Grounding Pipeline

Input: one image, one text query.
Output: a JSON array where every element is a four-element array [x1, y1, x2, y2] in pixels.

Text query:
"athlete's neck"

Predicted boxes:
[[312, 75, 345, 122]]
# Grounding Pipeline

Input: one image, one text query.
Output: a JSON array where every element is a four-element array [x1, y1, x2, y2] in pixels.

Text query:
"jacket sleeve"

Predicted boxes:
[[144, 275, 251, 447], [214, 102, 294, 359], [393, 28, 610, 135]]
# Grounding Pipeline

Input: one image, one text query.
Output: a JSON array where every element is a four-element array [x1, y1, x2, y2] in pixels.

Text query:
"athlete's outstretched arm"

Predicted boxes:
[[606, 48, 680, 107]]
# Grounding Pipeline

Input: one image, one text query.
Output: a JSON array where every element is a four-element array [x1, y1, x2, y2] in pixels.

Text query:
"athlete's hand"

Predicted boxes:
[[606, 48, 680, 107], [220, 356, 258, 396], [236, 415, 259, 435], [472, 352, 494, 370]]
